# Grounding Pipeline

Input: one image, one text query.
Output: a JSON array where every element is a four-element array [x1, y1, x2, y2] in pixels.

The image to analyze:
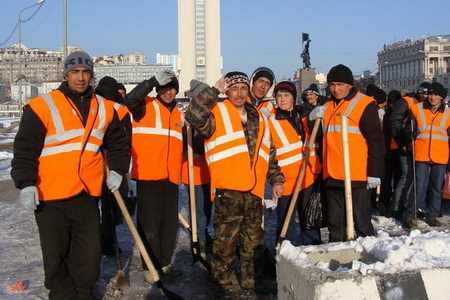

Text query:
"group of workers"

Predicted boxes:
[[11, 50, 449, 299]]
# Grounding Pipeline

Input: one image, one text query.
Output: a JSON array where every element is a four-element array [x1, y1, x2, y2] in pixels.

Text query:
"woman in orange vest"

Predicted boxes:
[[185, 72, 284, 297], [125, 70, 184, 282], [269, 81, 322, 245], [309, 64, 384, 242], [11, 51, 130, 299], [403, 82, 450, 227]]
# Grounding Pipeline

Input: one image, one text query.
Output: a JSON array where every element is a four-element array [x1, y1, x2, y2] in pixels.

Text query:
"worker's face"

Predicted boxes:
[[419, 93, 429, 102], [306, 92, 318, 106], [329, 82, 352, 100], [118, 89, 126, 99], [251, 77, 271, 101], [276, 91, 294, 111], [428, 93, 443, 108], [227, 83, 249, 108], [158, 87, 177, 104], [66, 67, 92, 93]]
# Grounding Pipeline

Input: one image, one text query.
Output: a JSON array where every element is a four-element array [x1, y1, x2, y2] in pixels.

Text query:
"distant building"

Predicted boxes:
[[11, 82, 38, 103], [178, 0, 222, 95], [377, 35, 450, 92], [94, 64, 172, 85], [156, 53, 180, 74], [0, 44, 66, 84]]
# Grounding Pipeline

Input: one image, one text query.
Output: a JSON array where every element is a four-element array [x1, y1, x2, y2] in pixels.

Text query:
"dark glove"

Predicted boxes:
[[402, 129, 417, 143], [189, 79, 210, 100]]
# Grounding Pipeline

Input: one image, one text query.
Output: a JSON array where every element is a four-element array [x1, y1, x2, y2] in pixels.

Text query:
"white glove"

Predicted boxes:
[[309, 106, 326, 121], [378, 109, 385, 120], [20, 186, 39, 211], [155, 70, 175, 86], [106, 170, 122, 193], [367, 177, 381, 189]]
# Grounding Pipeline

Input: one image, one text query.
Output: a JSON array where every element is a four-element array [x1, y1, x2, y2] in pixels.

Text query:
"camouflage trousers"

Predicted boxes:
[[211, 189, 264, 289]]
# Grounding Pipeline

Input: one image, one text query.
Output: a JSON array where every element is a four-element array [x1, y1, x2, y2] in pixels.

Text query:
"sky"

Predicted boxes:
[[1, 0, 449, 81]]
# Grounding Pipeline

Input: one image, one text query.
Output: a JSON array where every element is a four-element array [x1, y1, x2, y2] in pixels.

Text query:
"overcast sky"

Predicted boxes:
[[1, 0, 449, 80]]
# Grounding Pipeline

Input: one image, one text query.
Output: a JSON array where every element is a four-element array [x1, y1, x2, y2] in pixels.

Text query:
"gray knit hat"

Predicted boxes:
[[63, 51, 94, 78]]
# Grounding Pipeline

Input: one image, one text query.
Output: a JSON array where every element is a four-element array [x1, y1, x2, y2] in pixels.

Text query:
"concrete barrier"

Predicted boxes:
[[277, 242, 449, 300]]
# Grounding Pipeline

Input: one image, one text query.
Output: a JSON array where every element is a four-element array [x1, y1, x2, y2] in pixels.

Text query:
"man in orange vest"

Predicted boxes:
[[185, 72, 285, 298], [402, 82, 450, 228], [309, 64, 384, 242], [390, 82, 430, 220], [11, 51, 130, 299], [249, 67, 276, 117], [125, 70, 184, 282]]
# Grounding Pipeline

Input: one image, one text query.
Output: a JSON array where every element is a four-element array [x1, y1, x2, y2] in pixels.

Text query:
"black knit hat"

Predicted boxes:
[[274, 81, 297, 100], [225, 71, 250, 87], [387, 90, 402, 105], [156, 77, 179, 94], [251, 67, 275, 87], [365, 84, 386, 104], [417, 82, 431, 95], [327, 64, 354, 85], [117, 83, 126, 93], [365, 84, 379, 97], [95, 76, 123, 103], [428, 82, 447, 99]]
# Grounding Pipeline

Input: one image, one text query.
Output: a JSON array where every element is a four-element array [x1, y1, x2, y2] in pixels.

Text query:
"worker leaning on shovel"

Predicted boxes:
[[11, 51, 130, 299], [309, 64, 384, 242]]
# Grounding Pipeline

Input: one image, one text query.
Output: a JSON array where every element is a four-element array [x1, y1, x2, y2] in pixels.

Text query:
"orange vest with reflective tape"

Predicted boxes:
[[268, 115, 318, 195], [27, 91, 115, 201], [323, 92, 375, 181], [131, 97, 183, 183], [412, 102, 450, 164], [181, 155, 210, 185], [257, 100, 276, 117], [205, 99, 270, 199], [113, 102, 130, 121]]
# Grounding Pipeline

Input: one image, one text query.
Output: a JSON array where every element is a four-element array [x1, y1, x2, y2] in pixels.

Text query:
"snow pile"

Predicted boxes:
[[279, 229, 450, 275], [0, 151, 13, 181]]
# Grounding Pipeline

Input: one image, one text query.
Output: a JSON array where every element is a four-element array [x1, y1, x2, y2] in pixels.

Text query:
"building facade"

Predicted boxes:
[[178, 0, 222, 95], [94, 64, 172, 85], [378, 35, 450, 93]]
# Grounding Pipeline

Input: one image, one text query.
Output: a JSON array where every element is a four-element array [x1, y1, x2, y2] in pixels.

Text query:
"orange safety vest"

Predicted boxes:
[[131, 97, 183, 183], [205, 99, 270, 200], [322, 92, 375, 181], [412, 102, 450, 164], [268, 115, 319, 195], [27, 91, 115, 201], [180, 155, 211, 185], [403, 96, 419, 109], [257, 100, 276, 117], [113, 102, 130, 121]]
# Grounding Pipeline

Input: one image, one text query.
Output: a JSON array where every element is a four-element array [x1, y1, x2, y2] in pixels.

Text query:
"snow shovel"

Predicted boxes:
[[106, 190, 130, 289], [341, 115, 355, 240], [108, 170, 183, 299], [185, 124, 211, 271], [277, 117, 321, 248]]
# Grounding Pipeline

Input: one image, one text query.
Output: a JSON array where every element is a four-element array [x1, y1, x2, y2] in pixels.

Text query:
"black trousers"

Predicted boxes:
[[136, 179, 178, 270], [35, 193, 100, 300], [326, 186, 374, 242]]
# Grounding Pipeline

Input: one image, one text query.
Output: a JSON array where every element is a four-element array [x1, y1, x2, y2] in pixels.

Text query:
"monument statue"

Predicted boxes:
[[301, 33, 311, 69]]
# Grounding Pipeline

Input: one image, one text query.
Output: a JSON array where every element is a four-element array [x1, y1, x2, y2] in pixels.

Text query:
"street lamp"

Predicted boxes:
[[17, 0, 45, 115]]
